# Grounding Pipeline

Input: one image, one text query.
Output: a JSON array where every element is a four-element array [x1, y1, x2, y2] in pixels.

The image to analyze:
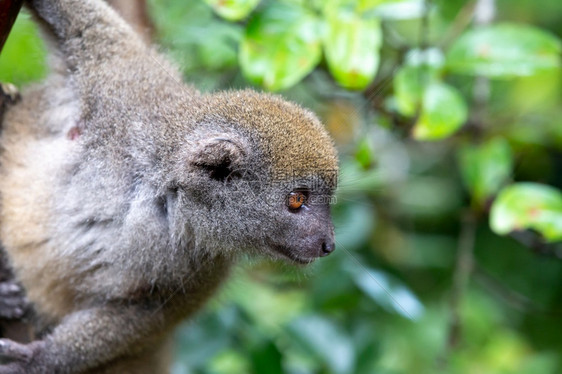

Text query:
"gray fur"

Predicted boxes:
[[0, 0, 338, 373]]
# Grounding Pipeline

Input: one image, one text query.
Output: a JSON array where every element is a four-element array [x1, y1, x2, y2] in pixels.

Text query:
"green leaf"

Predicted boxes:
[[490, 183, 562, 242], [365, 0, 425, 20], [323, 9, 382, 90], [348, 265, 424, 319], [459, 138, 513, 206], [249, 341, 283, 374], [412, 81, 468, 140], [230, 273, 306, 333], [239, 3, 322, 91], [393, 65, 437, 117], [287, 316, 355, 374], [204, 0, 260, 21], [355, 138, 375, 169], [357, 0, 411, 13], [0, 14, 47, 85], [393, 49, 444, 117], [394, 66, 422, 117], [447, 23, 562, 78], [209, 350, 250, 374]]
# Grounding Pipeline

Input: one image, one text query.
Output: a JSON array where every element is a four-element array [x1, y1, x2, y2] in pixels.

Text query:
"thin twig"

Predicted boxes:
[[446, 211, 477, 350], [419, 0, 431, 51], [438, 0, 477, 49], [441, 0, 496, 368]]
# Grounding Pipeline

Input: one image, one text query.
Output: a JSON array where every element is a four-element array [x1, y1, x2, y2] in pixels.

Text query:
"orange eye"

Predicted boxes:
[[287, 191, 306, 210]]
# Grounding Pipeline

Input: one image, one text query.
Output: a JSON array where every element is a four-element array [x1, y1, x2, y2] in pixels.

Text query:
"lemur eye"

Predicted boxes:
[[287, 191, 307, 211]]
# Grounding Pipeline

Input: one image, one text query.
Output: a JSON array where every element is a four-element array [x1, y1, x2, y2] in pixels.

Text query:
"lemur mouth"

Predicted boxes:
[[269, 244, 317, 265]]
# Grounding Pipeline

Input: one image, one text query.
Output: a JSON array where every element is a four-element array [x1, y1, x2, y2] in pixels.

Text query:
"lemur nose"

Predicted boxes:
[[320, 240, 335, 256]]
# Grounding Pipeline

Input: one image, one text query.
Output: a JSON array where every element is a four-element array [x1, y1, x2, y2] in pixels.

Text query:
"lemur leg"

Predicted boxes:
[[0, 303, 168, 374]]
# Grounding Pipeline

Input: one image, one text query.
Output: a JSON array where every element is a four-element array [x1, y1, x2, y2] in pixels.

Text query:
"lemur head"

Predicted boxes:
[[166, 90, 338, 264]]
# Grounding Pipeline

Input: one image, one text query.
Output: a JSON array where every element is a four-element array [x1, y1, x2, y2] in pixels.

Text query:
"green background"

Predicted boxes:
[[1, 0, 562, 373]]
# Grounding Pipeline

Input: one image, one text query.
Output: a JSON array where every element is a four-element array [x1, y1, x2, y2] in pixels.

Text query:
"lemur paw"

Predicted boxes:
[[0, 339, 37, 373], [0, 83, 20, 104], [0, 282, 28, 319], [0, 340, 47, 374]]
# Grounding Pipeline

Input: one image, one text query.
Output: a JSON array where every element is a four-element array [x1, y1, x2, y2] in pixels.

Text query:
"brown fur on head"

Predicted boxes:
[[206, 90, 338, 172]]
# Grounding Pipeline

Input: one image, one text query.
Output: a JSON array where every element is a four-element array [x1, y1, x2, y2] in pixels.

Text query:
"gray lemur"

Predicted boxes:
[[0, 0, 338, 373]]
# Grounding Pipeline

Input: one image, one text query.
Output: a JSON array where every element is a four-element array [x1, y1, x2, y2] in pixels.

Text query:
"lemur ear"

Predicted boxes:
[[190, 135, 247, 181]]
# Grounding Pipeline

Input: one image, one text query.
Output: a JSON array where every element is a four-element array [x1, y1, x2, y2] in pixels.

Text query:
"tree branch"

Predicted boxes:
[[0, 0, 23, 55]]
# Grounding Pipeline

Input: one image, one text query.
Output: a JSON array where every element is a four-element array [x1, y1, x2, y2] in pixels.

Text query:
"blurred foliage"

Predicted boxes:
[[490, 183, 562, 242], [2, 0, 562, 373], [0, 13, 46, 85]]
